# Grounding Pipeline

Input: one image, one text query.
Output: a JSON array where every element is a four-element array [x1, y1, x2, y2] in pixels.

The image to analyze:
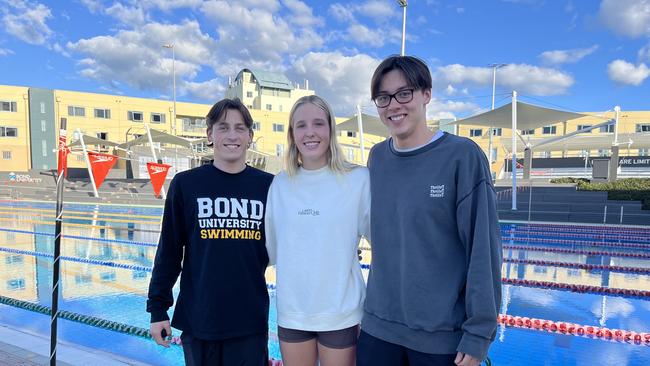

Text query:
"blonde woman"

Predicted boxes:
[[265, 95, 370, 366]]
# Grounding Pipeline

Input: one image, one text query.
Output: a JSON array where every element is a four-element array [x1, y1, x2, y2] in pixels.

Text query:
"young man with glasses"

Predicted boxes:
[[357, 55, 502, 366], [147, 98, 273, 365]]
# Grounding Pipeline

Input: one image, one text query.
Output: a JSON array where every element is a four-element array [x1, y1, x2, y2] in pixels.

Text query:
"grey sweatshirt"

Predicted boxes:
[[362, 132, 502, 361]]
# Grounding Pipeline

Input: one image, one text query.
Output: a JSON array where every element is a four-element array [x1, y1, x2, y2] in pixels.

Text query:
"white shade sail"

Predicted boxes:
[[336, 113, 389, 137], [68, 134, 119, 148], [500, 132, 650, 153], [116, 129, 194, 150], [454, 101, 588, 130]]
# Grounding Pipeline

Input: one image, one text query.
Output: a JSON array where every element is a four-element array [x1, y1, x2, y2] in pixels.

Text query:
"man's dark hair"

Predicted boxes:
[[370, 55, 432, 99], [205, 98, 254, 130]]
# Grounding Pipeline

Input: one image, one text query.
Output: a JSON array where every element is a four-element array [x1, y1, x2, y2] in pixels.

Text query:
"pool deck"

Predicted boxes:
[[0, 324, 149, 366]]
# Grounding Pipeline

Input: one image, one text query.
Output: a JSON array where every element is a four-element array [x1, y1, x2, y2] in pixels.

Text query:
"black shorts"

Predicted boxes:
[[277, 324, 359, 349], [356, 330, 457, 366], [181, 332, 268, 366]]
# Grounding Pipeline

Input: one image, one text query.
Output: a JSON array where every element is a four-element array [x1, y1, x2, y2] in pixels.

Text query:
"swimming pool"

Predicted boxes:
[[0, 200, 649, 365]]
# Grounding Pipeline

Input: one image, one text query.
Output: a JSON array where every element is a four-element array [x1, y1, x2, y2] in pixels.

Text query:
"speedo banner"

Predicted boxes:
[[87, 151, 117, 190], [146, 162, 171, 197]]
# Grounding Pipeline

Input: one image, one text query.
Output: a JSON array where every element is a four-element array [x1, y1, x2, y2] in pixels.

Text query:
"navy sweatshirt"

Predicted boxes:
[[362, 132, 502, 360], [146, 163, 274, 340]]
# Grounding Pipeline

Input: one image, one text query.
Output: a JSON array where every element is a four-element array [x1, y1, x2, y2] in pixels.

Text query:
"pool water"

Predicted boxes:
[[0, 200, 649, 365]]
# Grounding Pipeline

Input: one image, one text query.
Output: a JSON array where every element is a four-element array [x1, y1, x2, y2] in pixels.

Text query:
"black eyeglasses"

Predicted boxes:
[[373, 89, 414, 108]]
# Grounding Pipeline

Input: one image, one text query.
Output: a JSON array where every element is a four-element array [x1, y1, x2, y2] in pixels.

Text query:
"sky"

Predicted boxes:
[[0, 0, 649, 119]]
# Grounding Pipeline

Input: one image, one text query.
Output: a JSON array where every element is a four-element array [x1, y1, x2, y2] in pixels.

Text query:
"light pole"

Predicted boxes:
[[162, 44, 177, 136], [488, 63, 506, 168], [398, 0, 407, 56]]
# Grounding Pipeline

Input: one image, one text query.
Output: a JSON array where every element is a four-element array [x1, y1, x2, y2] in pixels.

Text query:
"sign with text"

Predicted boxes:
[[146, 162, 171, 198], [88, 151, 117, 190]]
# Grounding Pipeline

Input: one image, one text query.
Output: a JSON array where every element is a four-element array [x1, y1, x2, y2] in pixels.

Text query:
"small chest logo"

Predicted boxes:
[[430, 185, 445, 198], [298, 209, 320, 216]]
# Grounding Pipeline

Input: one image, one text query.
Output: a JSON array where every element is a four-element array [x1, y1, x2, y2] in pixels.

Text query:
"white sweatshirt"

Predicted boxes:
[[265, 165, 370, 331]]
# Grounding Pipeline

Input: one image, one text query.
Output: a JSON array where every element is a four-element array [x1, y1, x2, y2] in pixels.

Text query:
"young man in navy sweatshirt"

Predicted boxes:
[[147, 98, 273, 365], [357, 56, 502, 366]]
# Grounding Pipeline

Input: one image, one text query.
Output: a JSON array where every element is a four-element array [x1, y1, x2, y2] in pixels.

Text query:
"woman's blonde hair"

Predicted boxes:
[[285, 95, 355, 176]]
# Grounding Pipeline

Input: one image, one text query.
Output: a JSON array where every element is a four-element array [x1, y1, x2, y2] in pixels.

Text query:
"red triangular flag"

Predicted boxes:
[[87, 151, 117, 190], [57, 131, 69, 178], [146, 162, 171, 198]]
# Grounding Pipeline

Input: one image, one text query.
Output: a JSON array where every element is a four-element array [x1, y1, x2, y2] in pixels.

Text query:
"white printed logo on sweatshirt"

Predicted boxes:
[[430, 185, 444, 198], [298, 208, 320, 216]]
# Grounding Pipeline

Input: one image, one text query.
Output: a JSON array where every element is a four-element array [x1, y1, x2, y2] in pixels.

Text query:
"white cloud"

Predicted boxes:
[[140, 0, 203, 12], [345, 23, 384, 48], [639, 42, 650, 63], [427, 99, 480, 120], [290, 52, 380, 115], [590, 297, 634, 319], [329, 3, 355, 23], [282, 0, 324, 27], [539, 45, 598, 65], [607, 59, 650, 86], [183, 78, 226, 101], [67, 21, 216, 93], [2, 2, 53, 45], [79, 0, 103, 13], [356, 0, 395, 22], [432, 63, 574, 96], [598, 0, 650, 38], [456, 7, 465, 14], [0, 47, 13, 56], [105, 3, 147, 25], [200, 0, 324, 66]]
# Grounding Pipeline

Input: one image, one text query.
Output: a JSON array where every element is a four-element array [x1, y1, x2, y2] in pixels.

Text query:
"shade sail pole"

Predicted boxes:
[[511, 91, 517, 211], [356, 105, 366, 164]]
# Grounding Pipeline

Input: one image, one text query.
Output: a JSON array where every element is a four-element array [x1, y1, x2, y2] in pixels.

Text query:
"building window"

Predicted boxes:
[[598, 149, 611, 157], [68, 106, 85, 117], [0, 126, 18, 137], [636, 124, 650, 132], [542, 125, 557, 134], [246, 91, 253, 98], [40, 120, 47, 132], [5, 254, 22, 264], [100, 271, 116, 282], [7, 278, 25, 290], [346, 131, 357, 138], [128, 111, 143, 122], [491, 128, 502, 136], [150, 113, 165, 124], [600, 124, 614, 133], [521, 129, 535, 135], [273, 123, 284, 132], [0, 101, 17, 112], [276, 144, 284, 156], [40, 102, 45, 113], [252, 122, 261, 131], [76, 154, 85, 162], [469, 128, 483, 137], [97, 132, 108, 140], [74, 274, 92, 285], [577, 125, 592, 133], [41, 140, 47, 157], [266, 104, 272, 111], [94, 108, 111, 119], [639, 148, 648, 156], [537, 151, 551, 158], [2, 151, 10, 160], [579, 149, 590, 157]]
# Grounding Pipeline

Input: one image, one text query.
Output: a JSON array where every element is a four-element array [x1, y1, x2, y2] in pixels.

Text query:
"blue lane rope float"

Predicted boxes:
[[0, 227, 157, 247]]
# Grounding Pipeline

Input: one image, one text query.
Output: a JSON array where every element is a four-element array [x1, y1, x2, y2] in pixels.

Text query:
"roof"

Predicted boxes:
[[336, 113, 390, 137], [454, 101, 588, 130], [238, 68, 294, 90], [499, 132, 650, 153]]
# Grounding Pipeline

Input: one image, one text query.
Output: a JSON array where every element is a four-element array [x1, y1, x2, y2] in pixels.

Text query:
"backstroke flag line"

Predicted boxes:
[[146, 162, 171, 198], [87, 151, 118, 190]]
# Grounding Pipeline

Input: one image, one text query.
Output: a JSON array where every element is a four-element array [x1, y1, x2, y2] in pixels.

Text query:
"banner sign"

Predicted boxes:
[[87, 151, 117, 190], [146, 162, 171, 197], [505, 156, 650, 171]]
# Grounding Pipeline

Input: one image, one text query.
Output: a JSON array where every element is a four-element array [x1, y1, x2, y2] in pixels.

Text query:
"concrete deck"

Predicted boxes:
[[0, 324, 149, 366]]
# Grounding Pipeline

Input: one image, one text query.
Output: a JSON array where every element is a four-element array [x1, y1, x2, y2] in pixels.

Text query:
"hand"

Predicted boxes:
[[150, 320, 172, 348], [455, 352, 481, 366]]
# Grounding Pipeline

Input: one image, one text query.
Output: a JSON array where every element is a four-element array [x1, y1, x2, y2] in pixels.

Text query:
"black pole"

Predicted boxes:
[[51, 118, 66, 366]]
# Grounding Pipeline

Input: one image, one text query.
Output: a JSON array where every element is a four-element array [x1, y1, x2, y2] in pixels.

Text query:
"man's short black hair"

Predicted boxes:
[[206, 98, 254, 130], [370, 55, 432, 100]]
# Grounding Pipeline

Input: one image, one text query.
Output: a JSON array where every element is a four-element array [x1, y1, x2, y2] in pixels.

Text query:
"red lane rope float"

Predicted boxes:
[[502, 277, 650, 299], [501, 229, 650, 244], [497, 314, 650, 346], [502, 258, 650, 275], [502, 236, 650, 250], [502, 244, 650, 259]]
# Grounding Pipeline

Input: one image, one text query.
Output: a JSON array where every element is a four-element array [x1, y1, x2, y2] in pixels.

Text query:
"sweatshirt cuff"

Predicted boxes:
[[150, 310, 170, 323], [457, 331, 491, 361]]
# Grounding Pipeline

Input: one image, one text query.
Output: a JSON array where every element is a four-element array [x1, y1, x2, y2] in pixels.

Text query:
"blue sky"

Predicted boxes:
[[0, 0, 648, 118]]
